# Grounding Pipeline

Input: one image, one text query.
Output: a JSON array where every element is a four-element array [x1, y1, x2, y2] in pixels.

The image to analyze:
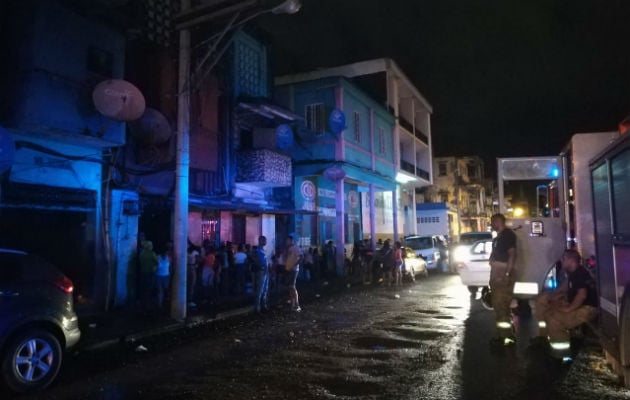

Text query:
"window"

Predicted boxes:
[[471, 241, 492, 254], [378, 127, 385, 154], [467, 164, 477, 179], [438, 162, 447, 176], [353, 111, 361, 142], [305, 104, 324, 134]]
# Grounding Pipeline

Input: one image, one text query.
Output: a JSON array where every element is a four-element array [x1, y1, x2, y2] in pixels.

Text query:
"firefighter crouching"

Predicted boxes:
[[489, 213, 517, 346], [534, 249, 598, 361]]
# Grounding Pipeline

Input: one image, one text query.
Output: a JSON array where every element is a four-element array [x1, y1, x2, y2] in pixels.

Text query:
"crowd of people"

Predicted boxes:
[[134, 234, 357, 316]]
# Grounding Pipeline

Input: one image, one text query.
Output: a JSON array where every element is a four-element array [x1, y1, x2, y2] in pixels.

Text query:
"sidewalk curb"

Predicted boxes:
[[78, 277, 365, 353]]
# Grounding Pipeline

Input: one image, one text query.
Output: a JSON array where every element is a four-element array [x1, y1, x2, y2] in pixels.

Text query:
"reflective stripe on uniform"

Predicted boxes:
[[497, 321, 512, 329], [513, 281, 539, 296], [549, 341, 571, 351]]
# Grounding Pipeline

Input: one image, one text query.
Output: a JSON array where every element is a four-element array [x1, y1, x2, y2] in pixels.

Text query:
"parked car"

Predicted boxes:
[[450, 231, 493, 267], [404, 235, 448, 271], [402, 246, 428, 281], [455, 239, 493, 293], [0, 249, 80, 393]]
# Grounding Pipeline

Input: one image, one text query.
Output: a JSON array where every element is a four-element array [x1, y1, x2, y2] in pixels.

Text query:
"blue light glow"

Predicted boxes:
[[550, 166, 560, 178]]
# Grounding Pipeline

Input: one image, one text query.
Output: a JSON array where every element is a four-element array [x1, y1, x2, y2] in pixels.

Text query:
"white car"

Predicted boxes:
[[402, 247, 428, 280], [456, 239, 493, 294], [404, 235, 448, 271], [450, 231, 493, 267]]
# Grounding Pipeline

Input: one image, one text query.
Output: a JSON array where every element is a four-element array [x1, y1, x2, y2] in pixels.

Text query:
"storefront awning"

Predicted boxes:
[[235, 98, 302, 129], [294, 162, 397, 191], [189, 196, 317, 215]]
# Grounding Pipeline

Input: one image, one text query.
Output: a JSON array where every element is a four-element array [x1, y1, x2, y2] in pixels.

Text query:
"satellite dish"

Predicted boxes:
[[0, 127, 16, 174], [131, 108, 172, 145], [92, 79, 146, 122], [329, 109, 346, 134], [276, 124, 294, 149]]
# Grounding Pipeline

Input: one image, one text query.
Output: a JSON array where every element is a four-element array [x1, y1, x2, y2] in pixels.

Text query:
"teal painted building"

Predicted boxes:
[[276, 77, 397, 270]]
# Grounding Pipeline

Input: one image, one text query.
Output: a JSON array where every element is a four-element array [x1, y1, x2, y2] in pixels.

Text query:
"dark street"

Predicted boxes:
[[9, 275, 629, 400]]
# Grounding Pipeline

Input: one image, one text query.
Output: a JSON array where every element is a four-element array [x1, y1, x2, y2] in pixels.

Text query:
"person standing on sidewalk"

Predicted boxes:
[[393, 241, 403, 286], [324, 240, 336, 278], [489, 213, 517, 346], [234, 244, 248, 295], [252, 236, 270, 313], [187, 244, 200, 308], [284, 235, 302, 312], [156, 245, 172, 312], [139, 240, 158, 312]]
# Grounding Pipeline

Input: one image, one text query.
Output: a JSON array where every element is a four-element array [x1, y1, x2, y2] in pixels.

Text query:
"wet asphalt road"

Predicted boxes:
[[9, 274, 630, 400]]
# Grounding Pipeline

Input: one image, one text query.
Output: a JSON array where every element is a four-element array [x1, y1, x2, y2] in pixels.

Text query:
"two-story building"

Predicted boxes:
[[276, 77, 397, 270], [276, 58, 434, 244]]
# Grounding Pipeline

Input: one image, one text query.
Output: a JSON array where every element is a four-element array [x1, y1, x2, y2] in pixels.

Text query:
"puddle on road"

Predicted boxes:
[[433, 315, 455, 320], [444, 306, 463, 309], [357, 364, 395, 377], [352, 336, 419, 350], [387, 327, 447, 341], [317, 377, 384, 397]]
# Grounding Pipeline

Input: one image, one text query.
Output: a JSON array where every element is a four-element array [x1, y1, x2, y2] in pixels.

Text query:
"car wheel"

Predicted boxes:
[[467, 286, 478, 294], [2, 328, 63, 393]]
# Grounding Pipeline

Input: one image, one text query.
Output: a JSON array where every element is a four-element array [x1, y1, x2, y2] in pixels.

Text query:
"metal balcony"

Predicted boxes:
[[400, 159, 431, 182]]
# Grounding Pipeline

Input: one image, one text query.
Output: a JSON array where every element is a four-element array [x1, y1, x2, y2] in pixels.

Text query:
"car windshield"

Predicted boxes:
[[459, 233, 491, 245], [405, 237, 433, 250]]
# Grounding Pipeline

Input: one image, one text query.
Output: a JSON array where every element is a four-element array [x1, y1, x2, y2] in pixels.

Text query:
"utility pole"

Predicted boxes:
[[171, 0, 191, 321], [169, 0, 301, 320]]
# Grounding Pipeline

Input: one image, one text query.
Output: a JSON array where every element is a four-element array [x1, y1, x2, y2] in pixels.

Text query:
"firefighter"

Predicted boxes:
[[534, 249, 598, 360], [489, 213, 517, 346]]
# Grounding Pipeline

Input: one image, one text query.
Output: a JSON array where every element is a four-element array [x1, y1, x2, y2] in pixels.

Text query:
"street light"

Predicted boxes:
[[172, 0, 301, 321], [272, 0, 302, 14]]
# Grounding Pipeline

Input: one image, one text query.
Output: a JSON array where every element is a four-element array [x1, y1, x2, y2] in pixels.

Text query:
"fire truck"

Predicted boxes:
[[589, 131, 630, 387], [497, 130, 629, 386]]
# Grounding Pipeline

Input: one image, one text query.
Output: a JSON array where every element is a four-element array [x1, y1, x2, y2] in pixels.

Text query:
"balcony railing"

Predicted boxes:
[[416, 167, 430, 181], [398, 116, 429, 144], [190, 168, 224, 196], [400, 160, 431, 182]]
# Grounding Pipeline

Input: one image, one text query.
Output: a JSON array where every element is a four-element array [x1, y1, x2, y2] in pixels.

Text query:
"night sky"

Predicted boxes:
[[258, 0, 630, 169]]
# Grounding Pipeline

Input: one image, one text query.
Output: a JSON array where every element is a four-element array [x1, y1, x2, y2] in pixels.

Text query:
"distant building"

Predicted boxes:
[[415, 202, 459, 239], [423, 156, 489, 237]]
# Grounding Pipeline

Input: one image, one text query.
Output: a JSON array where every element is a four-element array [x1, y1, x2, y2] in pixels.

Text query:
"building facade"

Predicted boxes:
[[276, 77, 397, 272], [424, 156, 489, 238], [0, 0, 128, 308], [0, 0, 303, 309], [276, 58, 434, 243]]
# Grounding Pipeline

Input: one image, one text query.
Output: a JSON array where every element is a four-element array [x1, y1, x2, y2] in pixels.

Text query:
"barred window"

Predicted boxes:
[[354, 111, 361, 142], [305, 103, 324, 134]]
